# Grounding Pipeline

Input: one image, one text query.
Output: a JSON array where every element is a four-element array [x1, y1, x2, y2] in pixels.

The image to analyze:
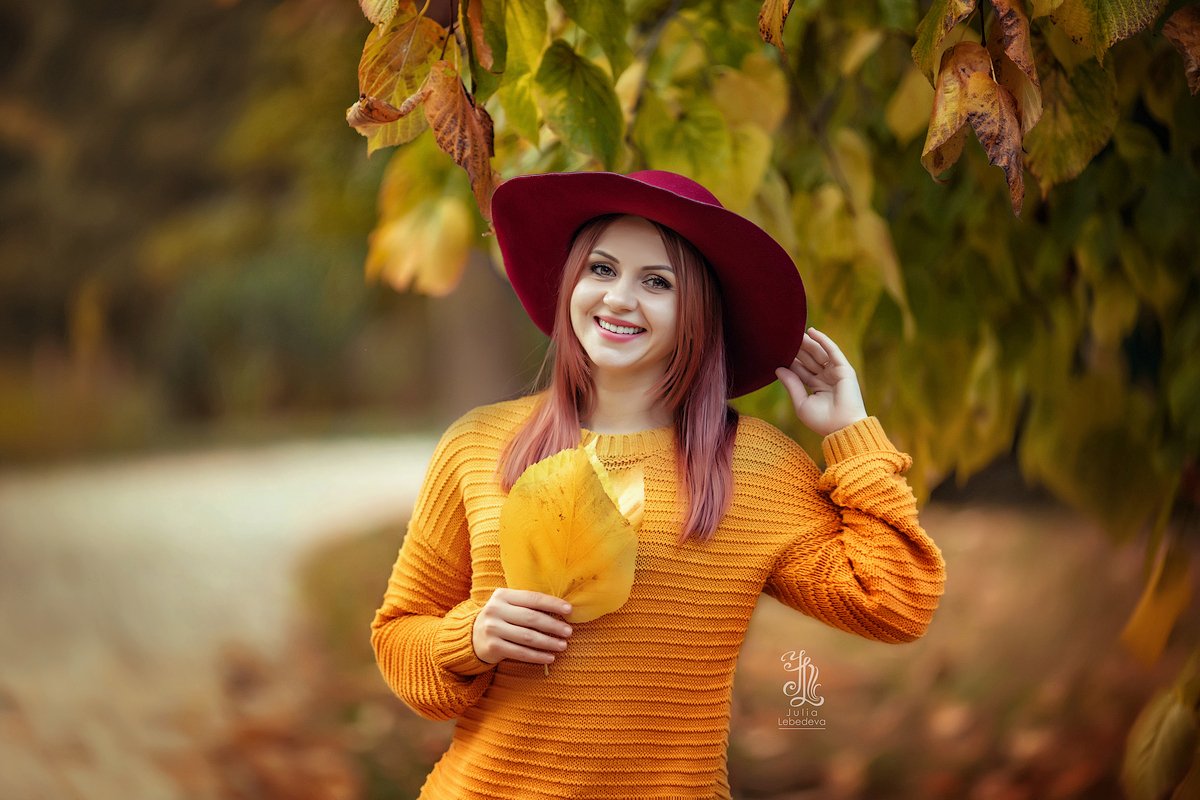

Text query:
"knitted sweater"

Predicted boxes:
[[371, 394, 946, 799]]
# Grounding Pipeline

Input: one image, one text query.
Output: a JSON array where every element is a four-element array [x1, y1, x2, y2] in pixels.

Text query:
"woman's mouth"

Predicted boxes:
[[595, 317, 646, 337]]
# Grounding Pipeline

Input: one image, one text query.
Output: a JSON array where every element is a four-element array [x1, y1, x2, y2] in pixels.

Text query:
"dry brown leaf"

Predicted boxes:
[[758, 0, 797, 54], [966, 70, 1025, 214], [345, 94, 404, 133], [422, 60, 499, 221], [922, 42, 1025, 215], [1164, 5, 1200, 95], [988, 0, 1043, 134]]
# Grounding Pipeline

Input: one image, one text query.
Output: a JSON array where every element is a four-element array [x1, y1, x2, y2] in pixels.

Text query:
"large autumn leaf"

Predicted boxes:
[[1163, 4, 1200, 95], [921, 41, 1025, 214], [499, 443, 640, 625], [533, 39, 624, 168], [349, 12, 447, 154], [1050, 0, 1166, 63]]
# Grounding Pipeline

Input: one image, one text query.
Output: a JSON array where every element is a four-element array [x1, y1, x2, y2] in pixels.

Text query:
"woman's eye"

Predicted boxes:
[[647, 276, 672, 289], [590, 263, 614, 276]]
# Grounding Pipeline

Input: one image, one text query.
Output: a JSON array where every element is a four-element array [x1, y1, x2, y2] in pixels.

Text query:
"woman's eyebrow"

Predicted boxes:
[[590, 249, 675, 272]]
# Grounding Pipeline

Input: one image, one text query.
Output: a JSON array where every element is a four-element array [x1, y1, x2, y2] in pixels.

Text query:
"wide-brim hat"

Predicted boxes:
[[491, 170, 806, 398]]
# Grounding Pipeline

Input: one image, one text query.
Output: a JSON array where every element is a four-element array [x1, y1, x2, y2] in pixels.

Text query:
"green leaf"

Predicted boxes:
[[1050, 0, 1168, 63], [878, 0, 918, 31], [533, 40, 624, 168], [1023, 53, 1118, 197], [633, 89, 734, 193], [559, 0, 634, 79], [493, 0, 547, 142], [912, 0, 977, 83]]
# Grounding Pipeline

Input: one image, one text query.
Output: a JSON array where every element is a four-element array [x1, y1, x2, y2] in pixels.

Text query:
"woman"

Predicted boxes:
[[371, 170, 946, 799]]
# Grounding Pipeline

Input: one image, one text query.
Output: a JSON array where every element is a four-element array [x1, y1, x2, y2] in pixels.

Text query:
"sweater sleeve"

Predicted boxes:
[[371, 415, 497, 721], [761, 416, 946, 643]]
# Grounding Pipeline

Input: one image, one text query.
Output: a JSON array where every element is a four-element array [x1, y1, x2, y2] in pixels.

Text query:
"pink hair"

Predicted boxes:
[[498, 214, 738, 543]]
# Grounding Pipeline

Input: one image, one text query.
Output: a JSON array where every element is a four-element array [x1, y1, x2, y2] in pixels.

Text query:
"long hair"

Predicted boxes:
[[498, 214, 738, 543]]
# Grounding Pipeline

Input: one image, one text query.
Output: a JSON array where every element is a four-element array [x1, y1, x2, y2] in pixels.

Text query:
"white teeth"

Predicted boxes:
[[597, 318, 645, 335]]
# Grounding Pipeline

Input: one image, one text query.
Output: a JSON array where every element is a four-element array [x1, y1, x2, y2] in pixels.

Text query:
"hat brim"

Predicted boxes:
[[491, 171, 807, 398]]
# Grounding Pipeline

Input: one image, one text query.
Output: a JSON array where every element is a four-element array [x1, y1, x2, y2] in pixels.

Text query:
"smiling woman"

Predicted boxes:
[[369, 169, 947, 800]]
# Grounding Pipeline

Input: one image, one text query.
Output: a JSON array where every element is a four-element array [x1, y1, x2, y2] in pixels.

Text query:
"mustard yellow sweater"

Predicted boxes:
[[372, 394, 945, 799]]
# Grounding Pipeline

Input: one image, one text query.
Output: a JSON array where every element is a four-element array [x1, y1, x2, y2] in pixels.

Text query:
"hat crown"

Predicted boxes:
[[627, 170, 724, 209]]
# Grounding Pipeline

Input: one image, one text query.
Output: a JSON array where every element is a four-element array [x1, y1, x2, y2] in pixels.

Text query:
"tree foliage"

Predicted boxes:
[[343, 6, 1200, 786]]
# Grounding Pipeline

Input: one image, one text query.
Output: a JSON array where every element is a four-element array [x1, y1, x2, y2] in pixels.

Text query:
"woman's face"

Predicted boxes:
[[569, 215, 679, 388]]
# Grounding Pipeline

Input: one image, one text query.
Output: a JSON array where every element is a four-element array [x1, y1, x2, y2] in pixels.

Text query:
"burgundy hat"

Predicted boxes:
[[491, 170, 806, 398]]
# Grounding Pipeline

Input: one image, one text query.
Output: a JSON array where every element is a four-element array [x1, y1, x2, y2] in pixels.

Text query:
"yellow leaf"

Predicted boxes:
[[365, 195, 472, 296], [1164, 5, 1200, 95], [885, 65, 936, 146], [712, 52, 789, 136], [758, 0, 796, 53], [840, 28, 885, 76], [358, 0, 408, 26], [354, 13, 447, 154], [499, 446, 639, 624], [1050, 0, 1165, 64], [1121, 540, 1193, 667], [922, 41, 990, 177]]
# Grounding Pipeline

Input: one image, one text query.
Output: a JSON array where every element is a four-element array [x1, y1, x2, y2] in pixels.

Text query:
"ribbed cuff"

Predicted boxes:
[[820, 416, 896, 465], [434, 598, 496, 676]]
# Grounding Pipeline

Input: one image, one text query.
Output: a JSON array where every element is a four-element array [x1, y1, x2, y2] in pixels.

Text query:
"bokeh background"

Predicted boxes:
[[1, 0, 1198, 798]]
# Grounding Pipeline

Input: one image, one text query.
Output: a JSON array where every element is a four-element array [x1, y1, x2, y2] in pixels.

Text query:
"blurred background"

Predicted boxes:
[[1, 0, 1198, 798]]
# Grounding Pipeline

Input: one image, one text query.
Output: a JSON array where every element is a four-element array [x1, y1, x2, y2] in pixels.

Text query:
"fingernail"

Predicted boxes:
[[561, 604, 572, 614], [563, 626, 572, 636]]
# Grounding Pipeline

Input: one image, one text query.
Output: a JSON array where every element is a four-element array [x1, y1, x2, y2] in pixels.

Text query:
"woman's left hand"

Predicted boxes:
[[774, 327, 868, 438]]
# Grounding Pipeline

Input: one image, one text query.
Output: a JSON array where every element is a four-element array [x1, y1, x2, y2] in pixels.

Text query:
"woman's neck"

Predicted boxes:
[[582, 377, 672, 433]]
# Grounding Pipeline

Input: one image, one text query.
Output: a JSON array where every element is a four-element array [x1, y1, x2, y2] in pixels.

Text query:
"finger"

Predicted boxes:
[[775, 367, 813, 401], [494, 640, 560, 665], [495, 619, 570, 654], [794, 340, 827, 373], [498, 588, 573, 616], [806, 327, 848, 366], [494, 600, 574, 639]]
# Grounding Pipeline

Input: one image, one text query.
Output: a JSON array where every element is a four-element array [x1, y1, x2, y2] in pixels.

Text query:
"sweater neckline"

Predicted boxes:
[[580, 423, 675, 459]]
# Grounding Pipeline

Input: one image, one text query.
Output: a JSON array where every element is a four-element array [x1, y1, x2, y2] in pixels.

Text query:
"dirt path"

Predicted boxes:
[[0, 437, 437, 800], [0, 440, 1190, 799]]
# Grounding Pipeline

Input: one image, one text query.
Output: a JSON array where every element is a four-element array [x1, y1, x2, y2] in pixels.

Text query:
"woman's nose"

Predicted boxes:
[[604, 279, 636, 310]]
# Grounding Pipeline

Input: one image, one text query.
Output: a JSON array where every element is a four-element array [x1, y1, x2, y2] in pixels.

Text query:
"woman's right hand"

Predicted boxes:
[[472, 588, 573, 666]]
